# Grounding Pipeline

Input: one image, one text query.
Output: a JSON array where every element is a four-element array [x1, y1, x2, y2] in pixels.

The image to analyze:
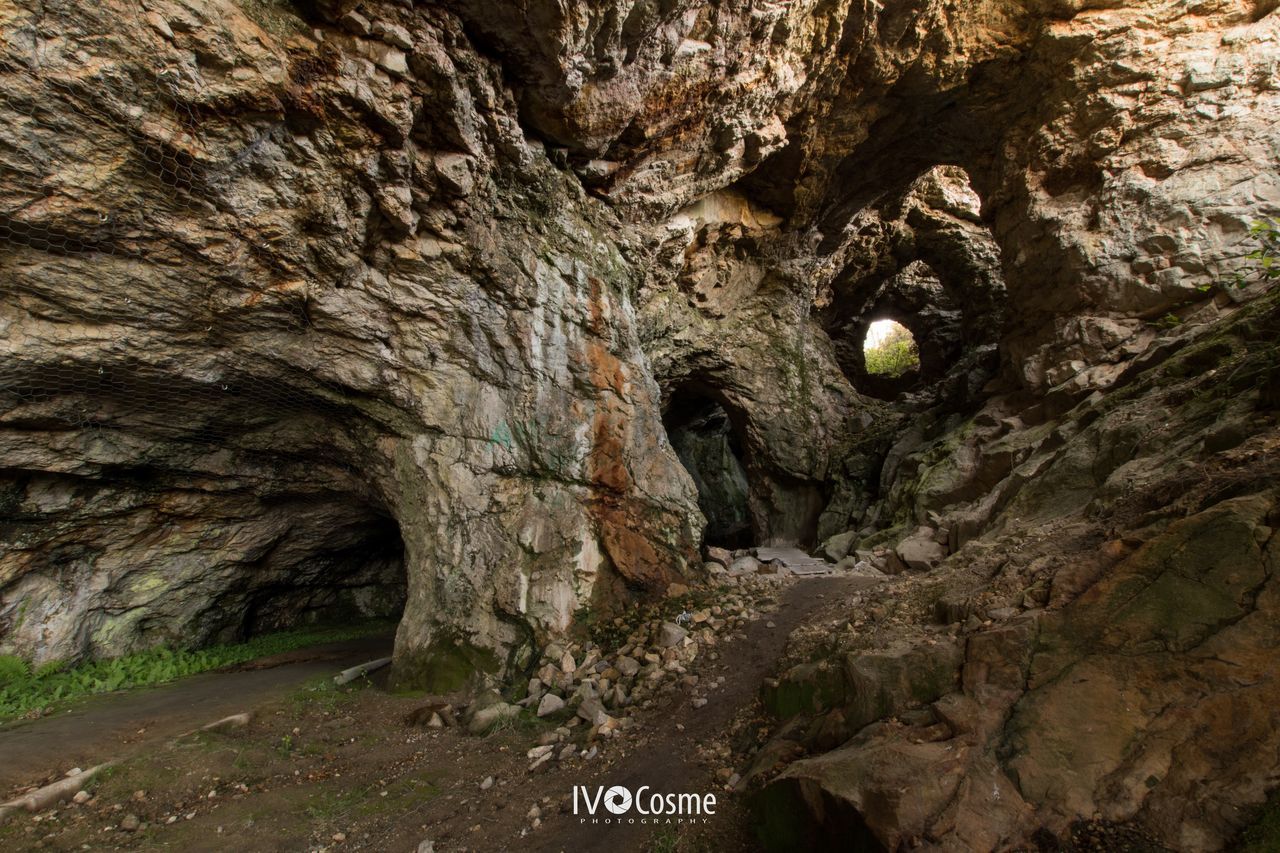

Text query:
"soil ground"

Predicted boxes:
[[0, 635, 394, 794], [0, 576, 857, 853]]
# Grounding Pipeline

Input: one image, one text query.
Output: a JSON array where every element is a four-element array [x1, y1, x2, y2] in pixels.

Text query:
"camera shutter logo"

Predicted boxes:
[[604, 786, 632, 815]]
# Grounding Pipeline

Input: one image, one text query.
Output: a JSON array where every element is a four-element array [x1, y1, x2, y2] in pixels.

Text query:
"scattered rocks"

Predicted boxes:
[[504, 576, 775, 768], [119, 814, 140, 832], [657, 622, 689, 648], [536, 693, 565, 717]]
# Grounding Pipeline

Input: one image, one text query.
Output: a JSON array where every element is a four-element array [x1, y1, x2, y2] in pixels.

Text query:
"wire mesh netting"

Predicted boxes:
[[0, 1, 410, 653], [0, 0, 369, 470]]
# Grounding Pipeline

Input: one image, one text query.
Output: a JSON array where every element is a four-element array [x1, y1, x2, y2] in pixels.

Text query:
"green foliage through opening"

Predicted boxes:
[[864, 320, 921, 377]]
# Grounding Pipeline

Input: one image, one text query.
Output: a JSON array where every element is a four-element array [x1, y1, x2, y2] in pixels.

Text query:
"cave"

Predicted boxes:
[[2, 1, 1279, 849], [662, 388, 754, 549], [230, 505, 408, 641]]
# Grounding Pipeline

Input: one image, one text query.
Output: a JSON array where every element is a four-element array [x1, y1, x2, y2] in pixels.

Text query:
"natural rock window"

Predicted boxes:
[[862, 320, 920, 378]]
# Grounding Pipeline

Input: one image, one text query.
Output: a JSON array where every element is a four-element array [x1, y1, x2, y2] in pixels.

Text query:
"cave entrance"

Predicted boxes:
[[235, 504, 409, 642], [663, 390, 755, 549], [863, 320, 920, 377]]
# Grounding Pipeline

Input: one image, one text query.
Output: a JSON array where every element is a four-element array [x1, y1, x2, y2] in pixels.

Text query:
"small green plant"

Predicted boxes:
[[864, 322, 921, 378], [649, 827, 680, 853], [0, 619, 393, 723], [0, 655, 30, 682], [1223, 218, 1280, 289]]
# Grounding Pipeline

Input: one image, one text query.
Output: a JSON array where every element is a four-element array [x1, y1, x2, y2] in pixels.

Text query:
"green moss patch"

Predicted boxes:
[[0, 620, 393, 724], [388, 631, 500, 694], [1239, 790, 1280, 852]]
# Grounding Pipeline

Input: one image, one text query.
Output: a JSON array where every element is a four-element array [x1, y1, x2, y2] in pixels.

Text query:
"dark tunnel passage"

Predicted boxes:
[[662, 389, 755, 550], [232, 505, 409, 641]]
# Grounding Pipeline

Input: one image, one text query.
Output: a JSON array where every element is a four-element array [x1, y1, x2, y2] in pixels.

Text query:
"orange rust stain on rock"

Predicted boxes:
[[590, 403, 631, 495], [595, 500, 674, 590], [586, 340, 627, 397], [586, 275, 608, 335], [580, 277, 682, 591]]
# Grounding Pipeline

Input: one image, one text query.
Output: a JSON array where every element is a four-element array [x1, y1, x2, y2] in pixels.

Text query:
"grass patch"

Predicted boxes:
[[649, 827, 681, 853], [646, 826, 715, 853], [305, 774, 440, 822], [863, 320, 920, 377], [0, 620, 393, 724]]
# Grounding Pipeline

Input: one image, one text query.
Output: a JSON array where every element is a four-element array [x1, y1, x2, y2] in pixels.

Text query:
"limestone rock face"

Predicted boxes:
[[757, 291, 1280, 850], [0, 0, 703, 675], [3, 0, 1280, 844]]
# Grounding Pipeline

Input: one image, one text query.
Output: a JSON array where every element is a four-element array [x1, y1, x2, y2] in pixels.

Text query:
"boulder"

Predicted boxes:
[[761, 731, 1024, 852], [705, 546, 733, 568], [657, 622, 689, 648], [821, 530, 859, 562], [842, 638, 964, 731], [466, 701, 520, 735], [576, 697, 608, 725], [895, 528, 947, 571]]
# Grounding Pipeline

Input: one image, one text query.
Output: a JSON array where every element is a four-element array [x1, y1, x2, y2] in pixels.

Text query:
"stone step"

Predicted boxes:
[[753, 547, 833, 575]]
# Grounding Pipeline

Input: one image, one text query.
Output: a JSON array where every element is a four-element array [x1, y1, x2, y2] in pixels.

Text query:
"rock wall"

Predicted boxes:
[[0, 0, 704, 678], [757, 287, 1280, 850], [3, 0, 1280, 843]]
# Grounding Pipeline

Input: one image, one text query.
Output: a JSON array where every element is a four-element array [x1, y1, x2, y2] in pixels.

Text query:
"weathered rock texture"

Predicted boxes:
[[0, 0, 704, 679], [2, 0, 1280, 844], [758, 289, 1280, 850]]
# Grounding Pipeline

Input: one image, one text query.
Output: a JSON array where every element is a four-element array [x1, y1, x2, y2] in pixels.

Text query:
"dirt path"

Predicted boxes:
[[0, 578, 862, 852], [529, 574, 860, 853], [0, 633, 393, 794]]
